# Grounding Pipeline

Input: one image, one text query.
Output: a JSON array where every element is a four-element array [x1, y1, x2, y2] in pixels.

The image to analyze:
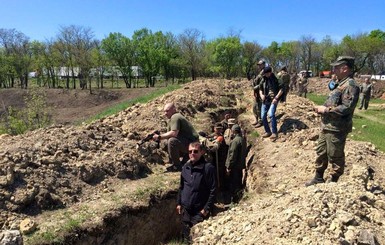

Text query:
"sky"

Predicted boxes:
[[1, 0, 385, 47]]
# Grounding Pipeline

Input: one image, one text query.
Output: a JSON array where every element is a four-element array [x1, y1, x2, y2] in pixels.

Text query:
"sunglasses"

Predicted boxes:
[[188, 150, 199, 154]]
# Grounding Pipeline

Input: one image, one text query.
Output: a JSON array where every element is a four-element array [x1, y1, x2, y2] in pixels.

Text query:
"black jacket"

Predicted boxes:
[[260, 74, 283, 102], [177, 157, 216, 213]]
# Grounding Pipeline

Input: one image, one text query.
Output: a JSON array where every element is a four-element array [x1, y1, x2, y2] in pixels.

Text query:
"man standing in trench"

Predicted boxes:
[[176, 142, 216, 243], [153, 103, 199, 171], [306, 56, 359, 186]]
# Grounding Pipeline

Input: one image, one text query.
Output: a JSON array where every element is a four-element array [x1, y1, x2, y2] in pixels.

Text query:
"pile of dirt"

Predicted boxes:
[[190, 80, 385, 244], [0, 78, 384, 245]]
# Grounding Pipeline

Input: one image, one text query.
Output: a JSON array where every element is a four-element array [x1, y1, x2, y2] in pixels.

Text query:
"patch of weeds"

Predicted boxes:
[[249, 130, 260, 140]]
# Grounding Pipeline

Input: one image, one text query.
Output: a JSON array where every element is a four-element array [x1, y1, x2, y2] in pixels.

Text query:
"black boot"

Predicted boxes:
[[328, 175, 339, 183], [305, 170, 325, 187]]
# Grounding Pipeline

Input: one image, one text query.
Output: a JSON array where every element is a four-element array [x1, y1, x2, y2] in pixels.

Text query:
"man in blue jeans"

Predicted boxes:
[[259, 66, 284, 141]]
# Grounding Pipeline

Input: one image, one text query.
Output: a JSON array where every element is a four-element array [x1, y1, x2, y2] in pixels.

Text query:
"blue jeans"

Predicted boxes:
[[261, 102, 278, 134]]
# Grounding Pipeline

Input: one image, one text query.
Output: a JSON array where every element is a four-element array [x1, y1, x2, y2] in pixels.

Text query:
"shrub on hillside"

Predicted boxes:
[[0, 89, 52, 135]]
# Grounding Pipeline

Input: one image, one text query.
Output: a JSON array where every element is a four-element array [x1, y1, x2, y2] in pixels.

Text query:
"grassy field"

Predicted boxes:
[[84, 84, 181, 123], [308, 93, 385, 152]]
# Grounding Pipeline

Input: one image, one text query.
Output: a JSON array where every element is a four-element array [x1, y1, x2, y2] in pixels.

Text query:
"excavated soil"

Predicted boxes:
[[0, 78, 385, 245]]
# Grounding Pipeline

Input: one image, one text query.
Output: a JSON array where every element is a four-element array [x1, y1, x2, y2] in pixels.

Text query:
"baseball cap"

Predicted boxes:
[[228, 118, 237, 125], [330, 56, 355, 68], [231, 124, 241, 132], [257, 60, 266, 65]]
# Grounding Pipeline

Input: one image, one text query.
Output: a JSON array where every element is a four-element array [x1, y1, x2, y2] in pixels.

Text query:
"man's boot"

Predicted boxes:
[[305, 170, 325, 187], [327, 175, 339, 183]]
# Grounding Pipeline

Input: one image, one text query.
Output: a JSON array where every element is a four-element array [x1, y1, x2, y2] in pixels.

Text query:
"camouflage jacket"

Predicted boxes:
[[321, 77, 360, 133], [225, 134, 246, 170], [277, 71, 291, 87], [252, 70, 264, 97]]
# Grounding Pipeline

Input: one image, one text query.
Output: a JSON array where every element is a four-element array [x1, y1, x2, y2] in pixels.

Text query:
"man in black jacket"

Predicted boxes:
[[176, 142, 216, 243], [259, 66, 284, 141]]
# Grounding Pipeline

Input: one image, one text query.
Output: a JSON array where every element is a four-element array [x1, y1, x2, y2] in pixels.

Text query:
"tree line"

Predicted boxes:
[[1, 26, 385, 90]]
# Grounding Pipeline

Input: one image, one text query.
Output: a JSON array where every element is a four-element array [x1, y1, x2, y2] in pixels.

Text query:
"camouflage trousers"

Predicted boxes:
[[252, 98, 262, 121], [315, 131, 348, 177]]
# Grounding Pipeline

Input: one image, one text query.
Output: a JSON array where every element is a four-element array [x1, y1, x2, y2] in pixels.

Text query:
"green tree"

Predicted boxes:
[[210, 36, 242, 79], [0, 28, 32, 88], [178, 28, 206, 81], [242, 41, 262, 80], [132, 28, 164, 87], [101, 32, 135, 88]]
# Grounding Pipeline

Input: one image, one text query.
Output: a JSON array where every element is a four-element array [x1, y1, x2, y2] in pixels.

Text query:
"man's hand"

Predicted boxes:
[[176, 205, 182, 215], [226, 168, 231, 176], [314, 105, 329, 114], [153, 134, 160, 141]]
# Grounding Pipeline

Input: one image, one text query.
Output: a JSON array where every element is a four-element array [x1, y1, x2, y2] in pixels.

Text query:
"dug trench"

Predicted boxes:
[[0, 79, 249, 244], [1, 79, 385, 244]]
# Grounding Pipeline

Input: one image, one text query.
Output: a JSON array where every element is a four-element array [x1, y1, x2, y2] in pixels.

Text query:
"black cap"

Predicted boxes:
[[263, 66, 272, 74]]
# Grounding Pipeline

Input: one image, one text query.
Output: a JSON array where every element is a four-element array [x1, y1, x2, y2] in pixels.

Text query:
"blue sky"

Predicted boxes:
[[1, 0, 385, 47]]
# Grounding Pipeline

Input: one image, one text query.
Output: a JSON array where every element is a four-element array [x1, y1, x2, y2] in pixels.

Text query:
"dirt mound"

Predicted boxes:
[[190, 80, 385, 244], [1, 79, 385, 245]]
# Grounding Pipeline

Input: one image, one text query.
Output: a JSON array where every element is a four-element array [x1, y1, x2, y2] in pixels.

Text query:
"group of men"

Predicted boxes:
[[146, 55, 363, 242], [251, 60, 288, 141], [250, 56, 361, 185], [151, 103, 246, 242]]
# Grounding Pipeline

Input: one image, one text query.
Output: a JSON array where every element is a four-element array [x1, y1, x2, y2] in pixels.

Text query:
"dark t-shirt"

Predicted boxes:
[[168, 112, 199, 142]]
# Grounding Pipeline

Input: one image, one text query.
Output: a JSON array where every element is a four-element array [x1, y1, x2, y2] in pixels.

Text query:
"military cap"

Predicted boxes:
[[262, 66, 272, 74], [228, 118, 237, 125], [214, 122, 223, 129], [257, 60, 266, 65], [330, 56, 355, 67], [231, 124, 241, 132]]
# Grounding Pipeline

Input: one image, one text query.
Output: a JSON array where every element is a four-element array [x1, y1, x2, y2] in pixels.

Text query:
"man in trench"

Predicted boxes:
[[153, 103, 199, 171], [176, 142, 216, 243]]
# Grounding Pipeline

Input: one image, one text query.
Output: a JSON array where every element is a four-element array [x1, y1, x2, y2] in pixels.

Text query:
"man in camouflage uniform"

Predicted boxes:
[[225, 124, 246, 203], [358, 77, 373, 110], [223, 118, 236, 146], [298, 73, 309, 98], [306, 56, 360, 186], [277, 66, 291, 103], [251, 60, 266, 128]]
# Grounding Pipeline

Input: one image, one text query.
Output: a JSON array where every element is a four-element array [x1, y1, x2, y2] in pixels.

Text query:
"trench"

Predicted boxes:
[[44, 101, 248, 245], [59, 191, 182, 245]]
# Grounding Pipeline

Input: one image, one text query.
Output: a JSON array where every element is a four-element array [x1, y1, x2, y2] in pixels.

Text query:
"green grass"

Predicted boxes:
[[360, 107, 385, 121], [351, 114, 385, 152], [307, 92, 385, 152], [83, 84, 181, 124], [307, 93, 326, 105]]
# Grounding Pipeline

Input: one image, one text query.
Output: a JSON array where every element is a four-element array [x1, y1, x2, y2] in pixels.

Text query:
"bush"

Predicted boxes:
[[0, 88, 52, 135]]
